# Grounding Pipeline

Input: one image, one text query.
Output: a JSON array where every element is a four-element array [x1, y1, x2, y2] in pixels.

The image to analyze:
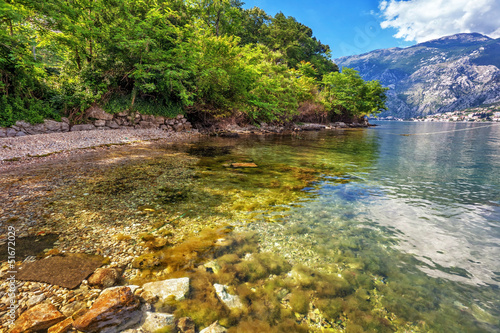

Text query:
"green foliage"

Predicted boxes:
[[321, 68, 388, 118], [0, 0, 386, 126]]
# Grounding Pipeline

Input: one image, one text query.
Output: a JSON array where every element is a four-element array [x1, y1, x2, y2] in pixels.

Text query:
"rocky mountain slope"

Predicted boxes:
[[335, 33, 500, 118]]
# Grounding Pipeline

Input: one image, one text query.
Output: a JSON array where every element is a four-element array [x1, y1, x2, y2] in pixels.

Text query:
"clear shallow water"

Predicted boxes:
[[188, 122, 500, 331], [4, 121, 499, 331]]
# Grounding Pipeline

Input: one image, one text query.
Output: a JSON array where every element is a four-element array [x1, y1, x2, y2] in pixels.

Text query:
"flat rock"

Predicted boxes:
[[48, 317, 73, 333], [16, 254, 104, 289], [123, 312, 175, 333], [86, 106, 113, 120], [213, 284, 244, 310], [142, 277, 189, 302], [200, 321, 227, 333], [231, 163, 257, 168], [10, 303, 66, 333], [94, 119, 106, 127], [73, 286, 141, 333], [26, 294, 46, 308], [71, 124, 97, 132]]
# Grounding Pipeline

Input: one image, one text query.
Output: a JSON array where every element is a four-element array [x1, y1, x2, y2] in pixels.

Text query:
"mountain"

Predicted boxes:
[[335, 33, 500, 118]]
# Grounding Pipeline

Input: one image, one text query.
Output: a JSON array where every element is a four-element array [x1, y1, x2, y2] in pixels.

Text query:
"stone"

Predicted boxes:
[[176, 114, 184, 120], [140, 312, 175, 332], [154, 116, 166, 124], [15, 120, 31, 128], [0, 128, 6, 137], [6, 128, 17, 136], [61, 117, 70, 124], [138, 121, 157, 129], [73, 286, 141, 333], [94, 120, 106, 127], [200, 321, 227, 333], [61, 122, 70, 132], [141, 114, 155, 122], [9, 303, 66, 333], [86, 106, 113, 121], [15, 131, 27, 136], [213, 284, 244, 310], [16, 253, 104, 289], [176, 317, 195, 333], [88, 268, 121, 288], [166, 119, 176, 126], [105, 120, 120, 129], [159, 124, 170, 131], [48, 317, 73, 333], [60, 301, 87, 318], [71, 124, 96, 132], [181, 118, 187, 123], [173, 123, 184, 132], [184, 122, 192, 130], [231, 163, 257, 168], [334, 122, 347, 128], [26, 294, 46, 308], [117, 111, 128, 117], [44, 119, 63, 132], [142, 277, 189, 302]]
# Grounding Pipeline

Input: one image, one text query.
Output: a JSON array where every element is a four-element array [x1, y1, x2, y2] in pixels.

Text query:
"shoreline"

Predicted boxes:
[[0, 122, 370, 170]]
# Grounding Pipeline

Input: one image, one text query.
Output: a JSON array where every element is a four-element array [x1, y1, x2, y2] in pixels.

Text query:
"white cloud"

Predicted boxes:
[[379, 0, 500, 42]]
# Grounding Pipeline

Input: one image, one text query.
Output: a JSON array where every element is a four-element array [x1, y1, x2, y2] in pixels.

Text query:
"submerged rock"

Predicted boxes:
[[176, 317, 195, 333], [122, 312, 175, 333], [10, 303, 66, 333], [142, 277, 190, 302], [200, 321, 227, 333], [213, 284, 244, 310], [72, 286, 141, 333], [231, 163, 257, 168], [88, 267, 121, 288]]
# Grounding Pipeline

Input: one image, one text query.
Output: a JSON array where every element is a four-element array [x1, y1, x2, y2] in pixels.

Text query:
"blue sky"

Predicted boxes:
[[241, 0, 500, 59]]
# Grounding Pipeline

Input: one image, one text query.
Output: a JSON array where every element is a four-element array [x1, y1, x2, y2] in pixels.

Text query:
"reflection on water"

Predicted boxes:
[[364, 122, 500, 287]]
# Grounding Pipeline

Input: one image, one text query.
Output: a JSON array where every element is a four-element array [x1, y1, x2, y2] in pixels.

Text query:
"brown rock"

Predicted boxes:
[[72, 286, 141, 333], [173, 123, 184, 132], [176, 317, 195, 333], [94, 120, 106, 127], [105, 120, 120, 129], [88, 268, 121, 288], [10, 303, 66, 333], [48, 317, 73, 333]]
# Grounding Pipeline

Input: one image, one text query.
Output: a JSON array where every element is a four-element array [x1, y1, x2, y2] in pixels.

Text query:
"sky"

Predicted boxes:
[[241, 0, 500, 59]]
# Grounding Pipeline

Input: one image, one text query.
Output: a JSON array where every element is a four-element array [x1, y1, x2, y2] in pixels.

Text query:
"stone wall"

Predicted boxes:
[[0, 107, 193, 138]]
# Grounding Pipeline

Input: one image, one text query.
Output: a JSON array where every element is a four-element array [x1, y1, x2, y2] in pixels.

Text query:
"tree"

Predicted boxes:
[[320, 68, 388, 119]]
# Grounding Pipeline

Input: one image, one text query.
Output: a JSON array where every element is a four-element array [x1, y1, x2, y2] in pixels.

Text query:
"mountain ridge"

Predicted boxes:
[[335, 33, 500, 118]]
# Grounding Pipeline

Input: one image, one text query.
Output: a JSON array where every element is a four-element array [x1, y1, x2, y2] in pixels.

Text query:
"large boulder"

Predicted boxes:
[[142, 277, 189, 302], [86, 106, 113, 121], [72, 286, 141, 333], [10, 303, 66, 333]]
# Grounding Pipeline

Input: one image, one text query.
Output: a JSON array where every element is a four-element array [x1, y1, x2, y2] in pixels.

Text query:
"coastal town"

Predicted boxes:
[[376, 104, 500, 122]]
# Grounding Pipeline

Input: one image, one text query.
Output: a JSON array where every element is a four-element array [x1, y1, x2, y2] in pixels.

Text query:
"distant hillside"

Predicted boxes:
[[335, 33, 500, 119]]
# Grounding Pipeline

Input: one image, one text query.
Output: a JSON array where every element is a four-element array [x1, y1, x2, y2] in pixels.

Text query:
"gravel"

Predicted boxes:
[[0, 128, 198, 163]]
